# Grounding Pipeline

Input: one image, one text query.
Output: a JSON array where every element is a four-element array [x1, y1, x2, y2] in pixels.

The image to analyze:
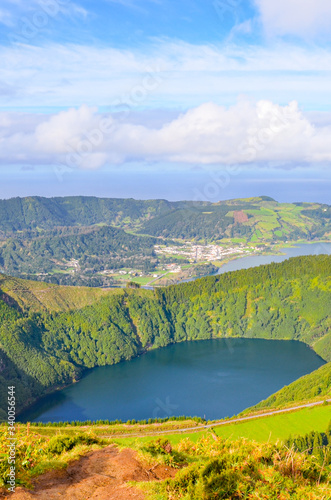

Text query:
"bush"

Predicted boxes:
[[142, 438, 172, 456], [155, 437, 331, 499], [47, 433, 99, 455], [141, 438, 186, 468]]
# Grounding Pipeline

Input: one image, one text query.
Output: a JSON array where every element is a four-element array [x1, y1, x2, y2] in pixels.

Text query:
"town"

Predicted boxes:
[[154, 243, 255, 262]]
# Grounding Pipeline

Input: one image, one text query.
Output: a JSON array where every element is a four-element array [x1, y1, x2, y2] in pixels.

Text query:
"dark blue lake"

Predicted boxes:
[[21, 338, 324, 423]]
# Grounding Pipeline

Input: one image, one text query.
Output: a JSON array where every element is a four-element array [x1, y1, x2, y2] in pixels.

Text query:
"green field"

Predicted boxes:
[[214, 405, 331, 443], [114, 431, 205, 448], [113, 405, 331, 448], [129, 275, 155, 285], [9, 405, 331, 449]]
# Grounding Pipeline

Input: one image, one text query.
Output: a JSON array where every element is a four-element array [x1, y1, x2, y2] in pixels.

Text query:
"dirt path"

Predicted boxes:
[[0, 446, 176, 500]]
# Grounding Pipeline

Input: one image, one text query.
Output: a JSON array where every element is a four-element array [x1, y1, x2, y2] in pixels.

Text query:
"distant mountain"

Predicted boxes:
[[141, 197, 331, 241], [0, 195, 330, 242], [0, 196, 191, 233]]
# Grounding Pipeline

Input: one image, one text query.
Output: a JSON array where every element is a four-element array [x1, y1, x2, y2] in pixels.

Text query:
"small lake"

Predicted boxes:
[[217, 242, 331, 275], [21, 339, 325, 423]]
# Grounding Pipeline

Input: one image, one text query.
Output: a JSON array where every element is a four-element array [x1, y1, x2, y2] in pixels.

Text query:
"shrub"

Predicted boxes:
[[47, 433, 99, 455]]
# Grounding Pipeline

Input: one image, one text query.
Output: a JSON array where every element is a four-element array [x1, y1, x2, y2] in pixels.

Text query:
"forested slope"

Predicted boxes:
[[0, 273, 114, 312], [157, 254, 331, 360], [0, 255, 330, 420], [0, 196, 201, 234], [0, 225, 159, 276], [247, 362, 331, 411], [0, 195, 330, 241]]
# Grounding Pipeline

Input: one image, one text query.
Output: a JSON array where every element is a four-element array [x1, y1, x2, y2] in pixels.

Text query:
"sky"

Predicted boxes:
[[0, 0, 331, 203]]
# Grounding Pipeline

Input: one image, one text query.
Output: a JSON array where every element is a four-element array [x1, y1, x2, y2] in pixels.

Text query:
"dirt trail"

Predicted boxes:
[[0, 446, 176, 500]]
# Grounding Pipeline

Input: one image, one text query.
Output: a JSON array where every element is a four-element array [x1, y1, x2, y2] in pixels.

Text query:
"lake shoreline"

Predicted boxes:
[[19, 337, 325, 424]]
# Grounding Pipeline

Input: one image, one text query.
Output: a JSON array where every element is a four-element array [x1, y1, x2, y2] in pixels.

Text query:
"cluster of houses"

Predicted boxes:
[[154, 243, 252, 262]]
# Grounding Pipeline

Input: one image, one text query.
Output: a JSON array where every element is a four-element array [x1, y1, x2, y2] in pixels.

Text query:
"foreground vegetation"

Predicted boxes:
[[0, 426, 106, 490], [286, 422, 331, 466], [1, 402, 331, 495], [2, 421, 330, 499], [142, 435, 331, 499], [0, 254, 330, 419]]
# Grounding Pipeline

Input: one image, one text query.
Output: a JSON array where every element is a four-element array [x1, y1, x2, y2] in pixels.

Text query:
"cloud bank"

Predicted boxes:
[[256, 0, 331, 38], [1, 100, 331, 169], [1, 42, 331, 110]]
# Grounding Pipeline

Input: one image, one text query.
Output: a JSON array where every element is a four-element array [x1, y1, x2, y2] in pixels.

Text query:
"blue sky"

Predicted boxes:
[[0, 0, 331, 202], [0, 0, 257, 47]]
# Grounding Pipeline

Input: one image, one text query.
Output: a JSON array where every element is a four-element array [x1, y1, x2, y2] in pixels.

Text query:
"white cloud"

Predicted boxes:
[[1, 100, 331, 168], [255, 0, 331, 38], [62, 2, 89, 19], [0, 8, 13, 26], [1, 0, 88, 36], [1, 42, 331, 110]]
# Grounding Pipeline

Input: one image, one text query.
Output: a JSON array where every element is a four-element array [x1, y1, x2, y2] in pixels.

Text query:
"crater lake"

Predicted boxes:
[[20, 338, 325, 423]]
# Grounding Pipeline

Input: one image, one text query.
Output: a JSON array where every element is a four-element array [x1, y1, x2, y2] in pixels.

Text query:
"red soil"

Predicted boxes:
[[233, 211, 249, 224], [0, 446, 176, 500]]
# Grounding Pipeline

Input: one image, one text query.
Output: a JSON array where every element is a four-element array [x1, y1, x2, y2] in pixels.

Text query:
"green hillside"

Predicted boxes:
[[0, 195, 330, 242], [158, 254, 331, 360], [0, 196, 176, 233], [247, 362, 331, 412], [0, 225, 159, 279], [0, 273, 117, 312], [141, 196, 331, 241], [0, 255, 330, 420], [215, 405, 331, 444]]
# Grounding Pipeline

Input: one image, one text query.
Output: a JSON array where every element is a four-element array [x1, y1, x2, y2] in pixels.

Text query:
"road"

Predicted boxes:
[[145, 272, 169, 286], [104, 399, 331, 439]]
